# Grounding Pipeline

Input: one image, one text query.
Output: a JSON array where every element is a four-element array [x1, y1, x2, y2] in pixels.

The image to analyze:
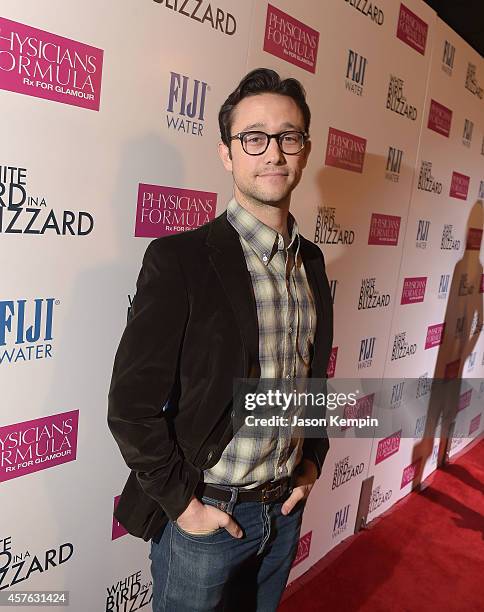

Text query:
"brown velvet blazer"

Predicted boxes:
[[108, 210, 333, 541]]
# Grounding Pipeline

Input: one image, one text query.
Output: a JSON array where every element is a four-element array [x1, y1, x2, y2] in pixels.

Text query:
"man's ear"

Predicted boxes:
[[300, 138, 311, 169], [218, 141, 233, 172]]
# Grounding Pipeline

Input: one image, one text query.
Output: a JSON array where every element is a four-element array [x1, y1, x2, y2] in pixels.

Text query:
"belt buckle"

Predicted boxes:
[[262, 481, 282, 503]]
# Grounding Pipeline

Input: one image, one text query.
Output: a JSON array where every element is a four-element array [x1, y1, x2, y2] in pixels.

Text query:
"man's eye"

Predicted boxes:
[[246, 135, 264, 144], [282, 134, 298, 143]]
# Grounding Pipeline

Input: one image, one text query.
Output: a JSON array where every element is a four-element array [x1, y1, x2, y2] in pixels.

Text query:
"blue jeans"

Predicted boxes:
[[149, 488, 305, 612]]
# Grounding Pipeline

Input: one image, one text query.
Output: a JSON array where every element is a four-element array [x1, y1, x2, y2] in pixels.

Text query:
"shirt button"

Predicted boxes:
[[207, 450, 213, 462], [286, 374, 292, 379], [278, 466, 284, 473], [262, 253, 268, 263]]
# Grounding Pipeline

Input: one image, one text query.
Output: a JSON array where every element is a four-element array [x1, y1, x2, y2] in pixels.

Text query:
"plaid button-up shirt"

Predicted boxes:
[[203, 198, 317, 487]]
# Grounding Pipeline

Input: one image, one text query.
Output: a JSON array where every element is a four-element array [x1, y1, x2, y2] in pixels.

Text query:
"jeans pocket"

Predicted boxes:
[[173, 521, 227, 541]]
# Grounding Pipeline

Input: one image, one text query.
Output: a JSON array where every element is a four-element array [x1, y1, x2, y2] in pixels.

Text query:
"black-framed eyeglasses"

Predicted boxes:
[[229, 130, 309, 156]]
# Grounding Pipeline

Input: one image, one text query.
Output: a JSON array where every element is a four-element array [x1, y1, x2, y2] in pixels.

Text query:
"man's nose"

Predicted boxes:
[[264, 136, 286, 163]]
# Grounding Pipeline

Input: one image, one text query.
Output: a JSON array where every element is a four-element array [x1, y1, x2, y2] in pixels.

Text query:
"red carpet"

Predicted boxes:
[[280, 438, 484, 612]]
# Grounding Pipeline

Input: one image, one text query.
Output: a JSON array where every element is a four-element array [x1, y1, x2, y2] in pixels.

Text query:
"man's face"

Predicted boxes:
[[218, 93, 311, 208]]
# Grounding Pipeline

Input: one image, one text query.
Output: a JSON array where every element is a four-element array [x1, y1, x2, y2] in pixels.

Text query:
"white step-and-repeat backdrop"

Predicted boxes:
[[1, 1, 483, 609]]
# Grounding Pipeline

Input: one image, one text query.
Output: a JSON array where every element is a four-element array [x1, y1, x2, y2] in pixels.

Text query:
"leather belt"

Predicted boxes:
[[196, 477, 291, 504]]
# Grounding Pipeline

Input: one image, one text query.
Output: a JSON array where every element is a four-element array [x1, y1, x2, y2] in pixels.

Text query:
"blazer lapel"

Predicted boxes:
[[300, 238, 332, 377], [206, 212, 260, 378]]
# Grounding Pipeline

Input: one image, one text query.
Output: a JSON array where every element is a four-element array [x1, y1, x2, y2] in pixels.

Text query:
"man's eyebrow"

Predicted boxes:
[[240, 121, 303, 131]]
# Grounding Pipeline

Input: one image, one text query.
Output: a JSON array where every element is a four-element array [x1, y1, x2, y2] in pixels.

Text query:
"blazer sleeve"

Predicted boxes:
[[107, 239, 200, 521], [302, 246, 332, 478]]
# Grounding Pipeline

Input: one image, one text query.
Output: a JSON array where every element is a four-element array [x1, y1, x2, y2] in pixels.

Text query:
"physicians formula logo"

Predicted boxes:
[[396, 4, 428, 55], [112, 495, 128, 540], [0, 298, 58, 366], [427, 100, 452, 137], [264, 5, 319, 73], [466, 228, 482, 251], [368, 213, 400, 246], [458, 389, 472, 412], [449, 172, 470, 201], [401, 458, 421, 488], [0, 17, 103, 110], [341, 393, 374, 431], [327, 346, 338, 378], [469, 414, 481, 435], [0, 410, 78, 482], [325, 127, 366, 173], [425, 323, 445, 349], [135, 184, 216, 238], [401, 277, 426, 304], [292, 531, 312, 567], [375, 430, 401, 464]]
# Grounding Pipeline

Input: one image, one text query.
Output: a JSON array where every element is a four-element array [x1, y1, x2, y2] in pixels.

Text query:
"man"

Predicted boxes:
[[108, 68, 333, 612]]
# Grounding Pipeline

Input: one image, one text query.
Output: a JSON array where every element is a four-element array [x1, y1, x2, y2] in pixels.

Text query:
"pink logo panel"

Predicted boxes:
[[135, 184, 217, 238], [263, 5, 319, 73], [325, 127, 367, 173], [425, 323, 445, 349], [112, 495, 129, 540], [327, 347, 338, 378], [0, 410, 78, 482], [401, 277, 427, 304], [427, 100, 452, 137], [449, 172, 470, 200], [469, 414, 481, 435], [292, 531, 312, 567], [0, 17, 103, 110], [368, 213, 401, 246], [401, 458, 421, 488], [375, 430, 402, 465], [396, 4, 428, 55], [466, 228, 483, 250]]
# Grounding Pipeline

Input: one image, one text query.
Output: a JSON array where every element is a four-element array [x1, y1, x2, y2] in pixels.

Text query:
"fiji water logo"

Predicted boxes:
[[345, 49, 367, 96], [462, 119, 473, 148], [0, 298, 58, 365], [166, 72, 209, 137], [332, 504, 350, 538], [438, 274, 450, 299], [416, 373, 431, 398], [385, 147, 403, 182], [0, 410, 78, 482], [358, 337, 375, 369], [390, 381, 405, 409], [416, 219, 430, 249], [0, 17, 103, 110], [441, 40, 455, 75]]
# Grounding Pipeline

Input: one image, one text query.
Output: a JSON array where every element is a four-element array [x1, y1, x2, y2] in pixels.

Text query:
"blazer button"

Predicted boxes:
[[207, 450, 214, 462]]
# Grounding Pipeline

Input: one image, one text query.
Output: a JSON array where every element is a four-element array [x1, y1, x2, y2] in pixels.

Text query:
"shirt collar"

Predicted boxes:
[[227, 198, 300, 265]]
